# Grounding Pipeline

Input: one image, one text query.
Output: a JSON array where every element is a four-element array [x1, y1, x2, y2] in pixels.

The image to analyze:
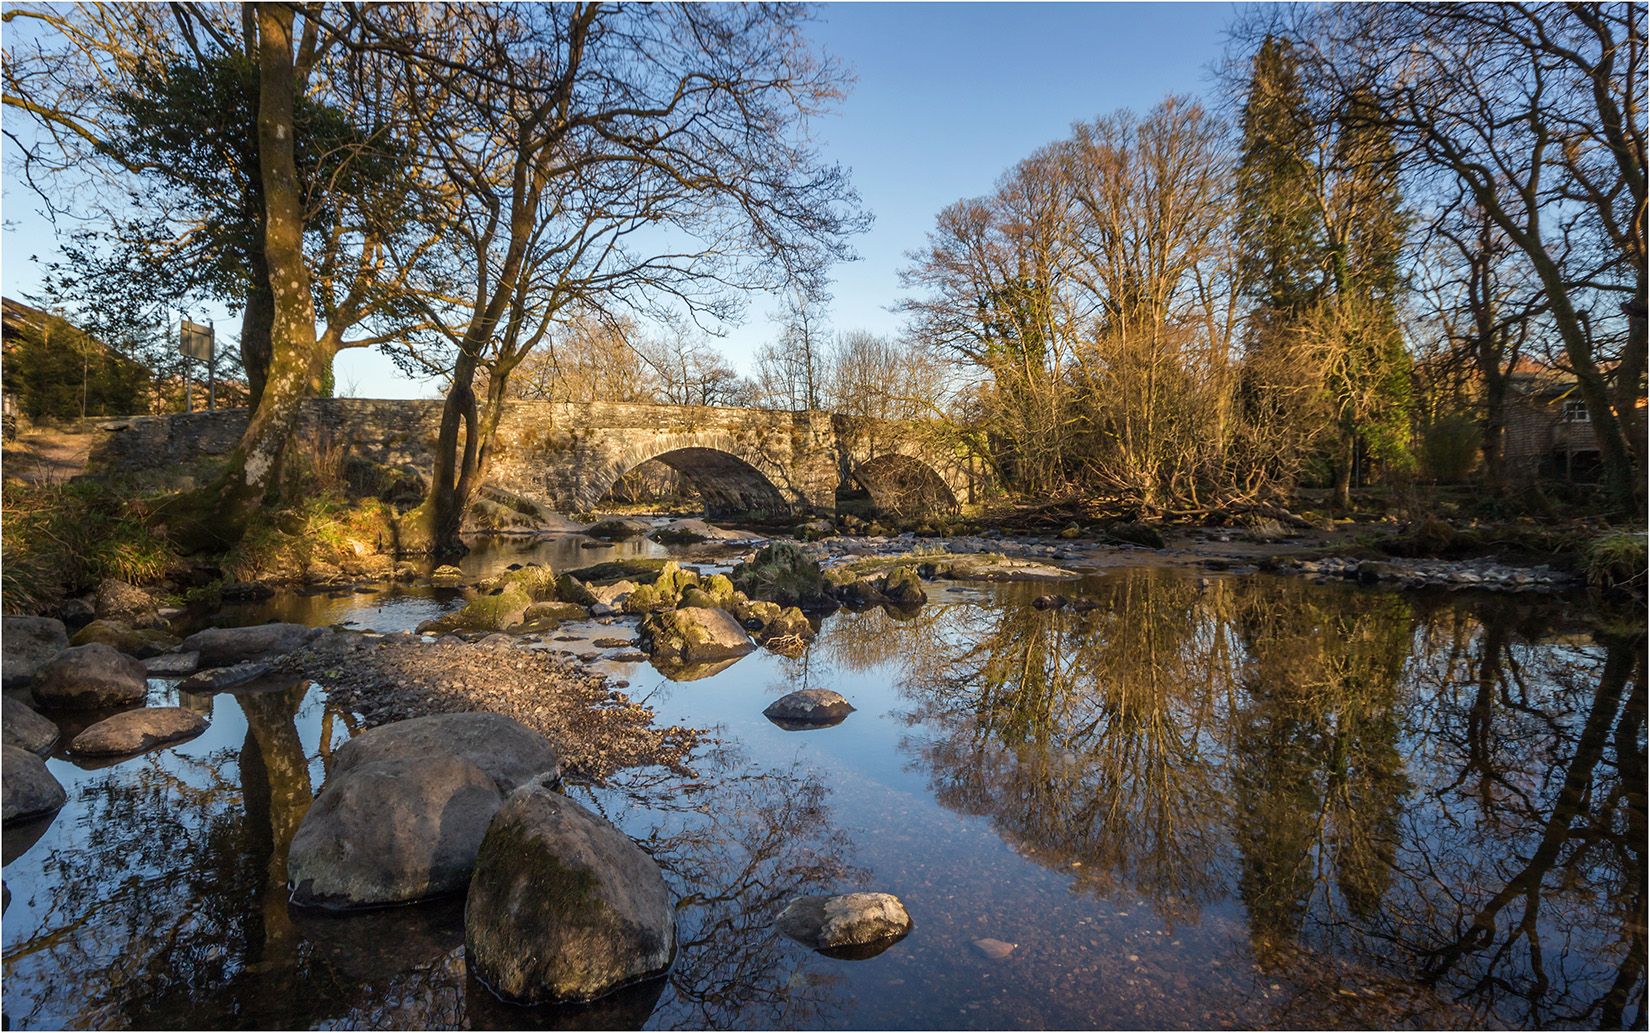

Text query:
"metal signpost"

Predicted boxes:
[[179, 318, 215, 411]]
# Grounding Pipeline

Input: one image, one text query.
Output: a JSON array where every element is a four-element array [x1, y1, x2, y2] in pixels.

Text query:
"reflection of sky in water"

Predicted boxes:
[[2, 568, 1642, 1030]]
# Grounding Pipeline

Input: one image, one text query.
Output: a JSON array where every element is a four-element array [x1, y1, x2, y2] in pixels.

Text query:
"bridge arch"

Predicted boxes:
[[582, 432, 794, 519], [839, 453, 959, 519]]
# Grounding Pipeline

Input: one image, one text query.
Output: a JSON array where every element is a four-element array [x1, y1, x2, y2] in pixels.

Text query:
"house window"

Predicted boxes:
[[1561, 399, 1590, 423]]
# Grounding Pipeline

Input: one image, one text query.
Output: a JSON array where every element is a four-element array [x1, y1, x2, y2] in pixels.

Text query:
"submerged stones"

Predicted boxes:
[[763, 689, 854, 730], [31, 643, 148, 709], [775, 892, 912, 956], [69, 707, 207, 756], [465, 782, 675, 1004], [2, 744, 66, 825]]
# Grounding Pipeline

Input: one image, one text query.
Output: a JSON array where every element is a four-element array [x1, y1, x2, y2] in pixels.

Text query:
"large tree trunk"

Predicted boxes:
[[150, 3, 327, 550], [240, 246, 274, 409]]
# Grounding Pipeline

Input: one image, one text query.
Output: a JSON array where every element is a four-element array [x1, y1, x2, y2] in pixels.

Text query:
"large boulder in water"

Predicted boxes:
[[2, 744, 67, 825], [776, 892, 913, 953], [638, 607, 753, 664], [69, 707, 207, 756], [2, 698, 59, 756], [31, 643, 148, 709], [763, 689, 854, 730], [181, 623, 309, 667], [1, 616, 68, 689], [287, 754, 505, 909], [328, 712, 561, 794], [465, 783, 675, 1003]]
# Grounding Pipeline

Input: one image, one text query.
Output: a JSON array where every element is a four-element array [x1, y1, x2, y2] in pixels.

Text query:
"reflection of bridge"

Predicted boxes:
[[90, 399, 982, 519]]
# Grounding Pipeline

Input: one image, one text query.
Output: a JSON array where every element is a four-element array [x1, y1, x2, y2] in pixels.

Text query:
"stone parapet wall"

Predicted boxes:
[[83, 398, 976, 518]]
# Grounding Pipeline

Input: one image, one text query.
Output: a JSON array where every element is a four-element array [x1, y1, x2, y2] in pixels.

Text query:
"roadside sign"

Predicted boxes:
[[180, 319, 214, 361]]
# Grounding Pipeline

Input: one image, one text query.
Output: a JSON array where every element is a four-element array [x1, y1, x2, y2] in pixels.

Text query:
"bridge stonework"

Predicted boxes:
[[86, 399, 981, 519]]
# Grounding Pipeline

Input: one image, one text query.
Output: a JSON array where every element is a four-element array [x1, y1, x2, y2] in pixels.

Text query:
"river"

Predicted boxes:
[[2, 535, 1643, 1029]]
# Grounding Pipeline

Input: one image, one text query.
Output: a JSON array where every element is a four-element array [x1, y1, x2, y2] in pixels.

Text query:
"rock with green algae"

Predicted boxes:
[[730, 543, 831, 609], [756, 607, 814, 654], [638, 607, 754, 663], [677, 574, 743, 612], [621, 561, 701, 614], [519, 601, 590, 631], [464, 783, 675, 1004], [733, 599, 782, 631], [70, 619, 182, 659], [415, 584, 533, 635], [881, 566, 927, 605]]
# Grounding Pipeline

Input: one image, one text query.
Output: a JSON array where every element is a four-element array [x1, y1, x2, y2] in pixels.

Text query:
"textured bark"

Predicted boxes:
[[152, 3, 330, 549]]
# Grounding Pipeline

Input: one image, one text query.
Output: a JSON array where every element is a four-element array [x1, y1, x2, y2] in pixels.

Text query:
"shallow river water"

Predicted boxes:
[[2, 536, 1644, 1030]]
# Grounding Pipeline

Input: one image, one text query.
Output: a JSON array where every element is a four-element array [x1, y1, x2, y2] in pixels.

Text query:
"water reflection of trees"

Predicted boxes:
[[578, 742, 867, 1029], [4, 685, 873, 1030], [824, 570, 1645, 1027]]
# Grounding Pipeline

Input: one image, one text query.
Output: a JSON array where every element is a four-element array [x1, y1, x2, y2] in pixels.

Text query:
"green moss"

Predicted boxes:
[[418, 583, 532, 634], [563, 558, 670, 586], [730, 543, 829, 608]]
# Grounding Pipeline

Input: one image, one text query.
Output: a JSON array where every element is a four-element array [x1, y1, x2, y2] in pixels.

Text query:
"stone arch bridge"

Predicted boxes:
[[88, 399, 984, 520]]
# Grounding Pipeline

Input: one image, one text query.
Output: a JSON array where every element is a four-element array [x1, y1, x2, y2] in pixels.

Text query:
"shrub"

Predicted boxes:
[[1583, 532, 1647, 592]]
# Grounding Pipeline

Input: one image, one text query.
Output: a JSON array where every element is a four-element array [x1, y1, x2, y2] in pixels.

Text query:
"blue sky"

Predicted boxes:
[[0, 2, 1237, 398]]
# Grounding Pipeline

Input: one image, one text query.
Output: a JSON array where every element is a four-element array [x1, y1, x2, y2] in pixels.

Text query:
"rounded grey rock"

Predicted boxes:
[[180, 623, 309, 667], [31, 643, 148, 709], [1, 616, 69, 689], [2, 744, 67, 825], [763, 689, 855, 730], [69, 706, 208, 756], [329, 712, 561, 794], [775, 892, 912, 952], [288, 754, 504, 909], [465, 783, 675, 1004], [2, 698, 59, 756]]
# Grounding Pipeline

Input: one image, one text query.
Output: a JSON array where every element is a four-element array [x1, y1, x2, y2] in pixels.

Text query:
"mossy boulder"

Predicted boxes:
[[431, 565, 465, 586], [416, 584, 533, 635], [678, 574, 741, 612], [622, 561, 701, 614], [733, 599, 782, 631], [756, 607, 814, 655], [557, 575, 598, 606], [730, 543, 830, 609], [70, 620, 181, 659], [497, 564, 559, 602], [638, 607, 754, 663], [522, 601, 590, 627], [881, 566, 926, 606], [464, 784, 675, 1003], [585, 518, 647, 540]]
